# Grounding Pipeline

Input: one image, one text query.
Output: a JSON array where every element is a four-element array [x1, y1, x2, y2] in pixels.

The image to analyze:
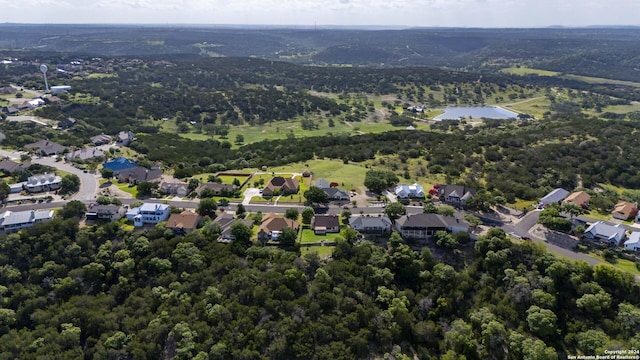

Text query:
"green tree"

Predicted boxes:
[[235, 203, 246, 218], [197, 198, 218, 217], [235, 134, 244, 144], [384, 202, 406, 221], [59, 174, 81, 195], [100, 168, 114, 181], [278, 227, 298, 247], [463, 214, 482, 228], [575, 329, 609, 355], [526, 305, 558, 339], [304, 186, 328, 205], [301, 207, 315, 225], [284, 208, 299, 221], [0, 181, 9, 203], [58, 200, 87, 219], [230, 221, 252, 244], [434, 230, 458, 249], [137, 181, 159, 197], [437, 205, 455, 217], [364, 169, 399, 194], [423, 202, 438, 213]]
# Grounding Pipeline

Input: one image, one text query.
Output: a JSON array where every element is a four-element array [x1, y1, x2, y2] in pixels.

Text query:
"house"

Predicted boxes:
[[395, 213, 469, 240], [612, 201, 637, 220], [0, 159, 30, 174], [103, 157, 138, 172], [24, 140, 66, 156], [25, 173, 62, 193], [117, 166, 162, 185], [324, 187, 350, 201], [126, 203, 170, 227], [624, 232, 640, 251], [258, 213, 300, 241], [395, 183, 425, 199], [166, 211, 201, 234], [197, 182, 237, 197], [439, 185, 476, 206], [116, 131, 136, 146], [539, 188, 570, 207], [262, 176, 299, 196], [65, 147, 105, 162], [85, 204, 125, 222], [216, 214, 254, 242], [160, 181, 189, 197], [313, 178, 349, 201], [311, 215, 340, 234], [57, 117, 77, 130], [349, 215, 392, 235], [314, 179, 331, 189], [563, 191, 591, 208], [91, 133, 112, 145], [1, 105, 19, 115], [0, 209, 54, 233], [583, 221, 626, 246]]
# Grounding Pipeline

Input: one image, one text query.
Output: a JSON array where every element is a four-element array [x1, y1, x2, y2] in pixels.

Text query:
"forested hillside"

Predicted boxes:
[[3, 25, 640, 81], [0, 218, 638, 359]]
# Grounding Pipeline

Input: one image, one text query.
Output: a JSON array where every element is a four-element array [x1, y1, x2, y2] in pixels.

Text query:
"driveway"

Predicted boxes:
[[242, 187, 261, 205]]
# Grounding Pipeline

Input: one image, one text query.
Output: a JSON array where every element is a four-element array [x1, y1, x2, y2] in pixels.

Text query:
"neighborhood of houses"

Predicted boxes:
[[538, 187, 640, 252]]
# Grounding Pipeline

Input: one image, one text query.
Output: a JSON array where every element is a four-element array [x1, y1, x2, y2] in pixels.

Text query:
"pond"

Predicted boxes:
[[434, 106, 518, 120]]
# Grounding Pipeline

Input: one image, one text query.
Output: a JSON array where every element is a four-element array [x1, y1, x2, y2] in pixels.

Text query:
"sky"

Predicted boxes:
[[0, 0, 639, 28]]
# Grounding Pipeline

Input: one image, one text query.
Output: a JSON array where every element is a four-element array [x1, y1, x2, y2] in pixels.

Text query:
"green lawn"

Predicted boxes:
[[300, 245, 334, 258], [86, 73, 118, 79], [500, 67, 560, 77], [260, 159, 370, 191], [299, 229, 343, 244], [116, 183, 138, 198]]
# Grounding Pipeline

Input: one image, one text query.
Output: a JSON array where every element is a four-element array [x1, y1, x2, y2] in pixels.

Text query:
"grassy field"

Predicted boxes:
[[86, 73, 118, 79], [299, 228, 344, 244], [502, 67, 640, 88], [500, 67, 560, 77], [159, 115, 426, 149], [300, 245, 334, 258], [259, 159, 370, 190], [502, 96, 551, 119]]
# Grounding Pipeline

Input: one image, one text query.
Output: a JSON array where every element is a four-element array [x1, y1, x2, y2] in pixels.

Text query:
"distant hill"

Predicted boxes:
[[2, 25, 640, 81]]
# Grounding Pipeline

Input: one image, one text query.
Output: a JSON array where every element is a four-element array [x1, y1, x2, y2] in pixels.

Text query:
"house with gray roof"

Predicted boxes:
[[24, 140, 66, 156], [117, 166, 162, 185], [25, 173, 62, 193], [349, 215, 392, 235], [439, 184, 476, 207], [0, 159, 30, 174], [91, 134, 112, 145], [313, 178, 349, 201], [395, 213, 469, 240], [539, 188, 570, 207], [116, 131, 136, 146], [65, 147, 105, 162], [0, 209, 54, 233], [85, 204, 125, 222], [584, 221, 626, 246]]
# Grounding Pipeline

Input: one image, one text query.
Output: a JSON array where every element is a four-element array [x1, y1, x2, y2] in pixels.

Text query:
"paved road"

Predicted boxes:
[[31, 156, 99, 201]]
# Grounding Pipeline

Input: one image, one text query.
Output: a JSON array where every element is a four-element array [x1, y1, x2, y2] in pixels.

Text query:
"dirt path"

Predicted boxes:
[[502, 96, 545, 107]]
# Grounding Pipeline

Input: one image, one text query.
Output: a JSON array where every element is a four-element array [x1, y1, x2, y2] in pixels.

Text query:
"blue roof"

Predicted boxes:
[[103, 157, 137, 171]]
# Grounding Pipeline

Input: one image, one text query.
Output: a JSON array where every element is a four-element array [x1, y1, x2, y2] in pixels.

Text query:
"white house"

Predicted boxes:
[[0, 209, 54, 233], [25, 173, 62, 193], [624, 232, 640, 251], [583, 221, 626, 246], [126, 203, 170, 227], [394, 183, 425, 199]]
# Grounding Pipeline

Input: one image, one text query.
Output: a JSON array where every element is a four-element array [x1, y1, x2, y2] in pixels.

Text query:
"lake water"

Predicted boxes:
[[434, 106, 518, 120]]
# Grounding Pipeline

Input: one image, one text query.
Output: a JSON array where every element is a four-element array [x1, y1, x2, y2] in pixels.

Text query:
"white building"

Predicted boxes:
[[625, 232, 640, 251], [0, 209, 54, 233], [394, 183, 425, 199], [25, 173, 62, 193], [583, 221, 626, 246], [126, 203, 170, 227]]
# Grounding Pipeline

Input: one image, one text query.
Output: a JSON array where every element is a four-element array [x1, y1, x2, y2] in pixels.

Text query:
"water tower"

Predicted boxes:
[[39, 64, 49, 93]]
